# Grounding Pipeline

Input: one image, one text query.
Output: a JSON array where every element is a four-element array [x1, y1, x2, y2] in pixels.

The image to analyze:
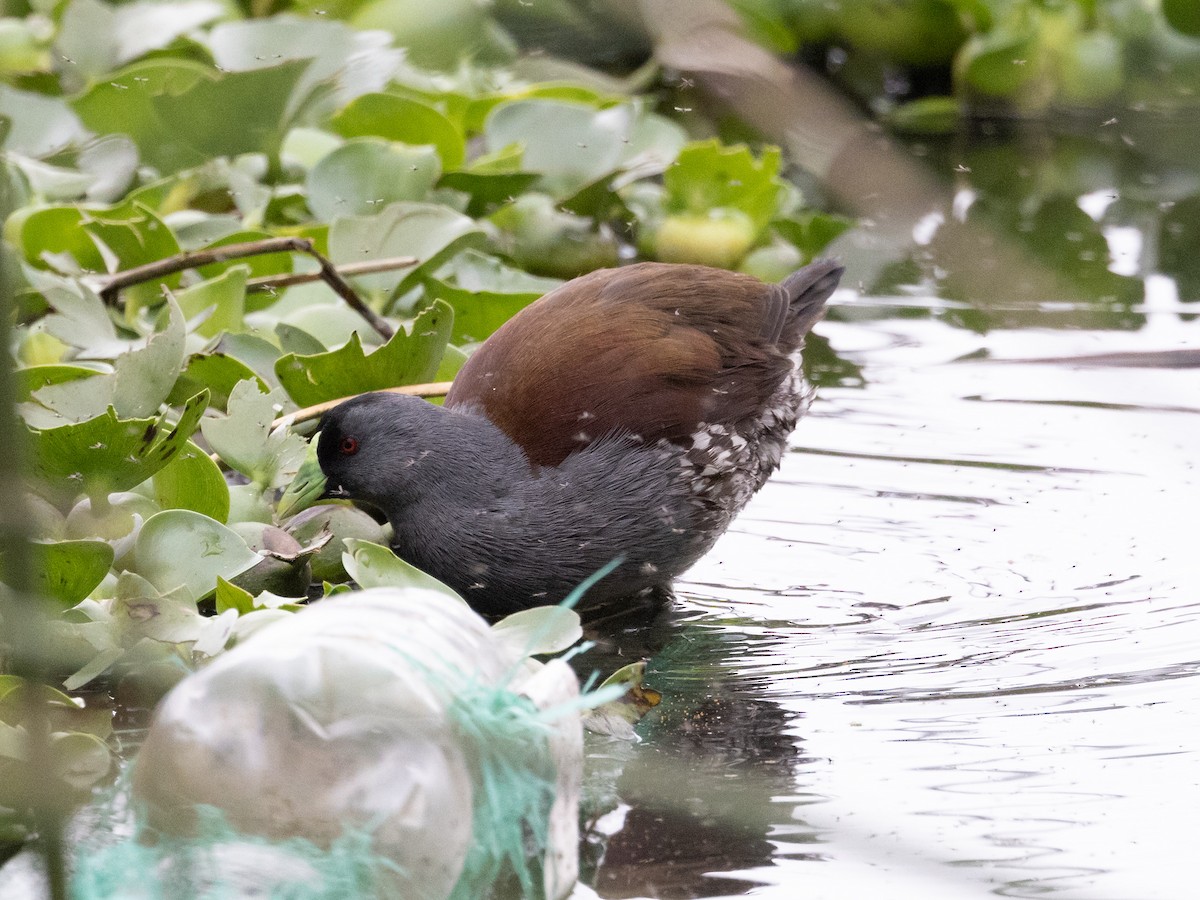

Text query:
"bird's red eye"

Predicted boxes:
[[339, 436, 359, 456]]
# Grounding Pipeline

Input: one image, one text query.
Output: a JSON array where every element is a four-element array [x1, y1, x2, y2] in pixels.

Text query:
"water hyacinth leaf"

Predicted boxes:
[[342, 538, 467, 605], [23, 370, 115, 428], [76, 136, 139, 203], [174, 266, 247, 340], [110, 572, 205, 650], [274, 323, 326, 357], [200, 379, 306, 489], [1164, 0, 1200, 36], [112, 295, 187, 418], [128, 511, 259, 602], [437, 170, 540, 218], [7, 155, 95, 202], [152, 441, 230, 523], [208, 18, 403, 118], [491, 606, 582, 658], [326, 201, 485, 299], [28, 390, 208, 503], [284, 504, 388, 582], [330, 93, 465, 169], [9, 200, 179, 282], [0, 85, 87, 157], [62, 647, 124, 693], [276, 440, 325, 519], [275, 299, 452, 407], [73, 59, 310, 175], [425, 250, 558, 343], [49, 731, 112, 791], [214, 576, 255, 615], [484, 99, 638, 198], [663, 140, 784, 234], [14, 539, 115, 607], [167, 352, 266, 411], [582, 660, 661, 739], [281, 303, 383, 351], [0, 678, 112, 740], [55, 0, 224, 87], [490, 192, 620, 279], [210, 333, 282, 389], [307, 139, 440, 221], [15, 365, 101, 402], [888, 96, 962, 135], [28, 271, 118, 351], [957, 28, 1039, 99], [772, 210, 855, 260]]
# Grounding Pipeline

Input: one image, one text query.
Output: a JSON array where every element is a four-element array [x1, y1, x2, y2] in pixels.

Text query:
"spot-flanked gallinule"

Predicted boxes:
[[317, 260, 843, 616]]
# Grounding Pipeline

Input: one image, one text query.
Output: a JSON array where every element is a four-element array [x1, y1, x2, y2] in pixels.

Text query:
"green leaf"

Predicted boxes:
[[152, 440, 230, 523], [199, 379, 306, 489], [489, 192, 619, 279], [437, 170, 540, 218], [330, 92, 466, 169], [174, 267, 247, 340], [112, 295, 187, 418], [276, 440, 326, 519], [957, 28, 1039, 99], [128, 510, 260, 602], [10, 200, 180, 286], [887, 96, 962, 135], [16, 539, 115, 606], [663, 140, 784, 234], [28, 390, 209, 503], [0, 85, 87, 157], [0, 677, 112, 739], [274, 300, 452, 407], [582, 660, 661, 738], [307, 138, 440, 221], [210, 333, 283, 388], [49, 731, 112, 791], [15, 365, 99, 402], [72, 59, 310, 174], [425, 250, 558, 343], [342, 538, 466, 604], [26, 271, 117, 350], [326, 201, 485, 300], [491, 606, 582, 658], [1163, 0, 1200, 37], [214, 576, 255, 615], [167, 351, 267, 411], [484, 99, 647, 198], [209, 18, 404, 119], [772, 211, 855, 260], [22, 370, 115, 428], [275, 322, 327, 356], [110, 571, 205, 647], [55, 0, 223, 88]]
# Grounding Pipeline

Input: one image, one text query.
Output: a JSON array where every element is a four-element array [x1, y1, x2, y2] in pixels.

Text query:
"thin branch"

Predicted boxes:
[[95, 237, 396, 342], [246, 256, 419, 293], [271, 382, 455, 431]]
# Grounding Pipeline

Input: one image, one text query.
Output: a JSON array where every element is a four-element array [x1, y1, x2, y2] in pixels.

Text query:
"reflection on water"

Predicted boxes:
[[581, 127, 1200, 899]]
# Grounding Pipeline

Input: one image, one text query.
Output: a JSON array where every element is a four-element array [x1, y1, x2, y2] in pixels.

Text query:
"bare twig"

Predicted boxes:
[[96, 237, 396, 342], [246, 256, 419, 293], [271, 381, 455, 431]]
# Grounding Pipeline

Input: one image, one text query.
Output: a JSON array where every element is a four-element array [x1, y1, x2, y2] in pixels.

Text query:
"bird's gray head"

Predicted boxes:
[[316, 391, 527, 523], [316, 393, 452, 513]]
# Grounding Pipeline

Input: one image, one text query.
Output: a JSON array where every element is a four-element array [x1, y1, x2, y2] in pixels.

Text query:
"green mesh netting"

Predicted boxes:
[[71, 677, 560, 900]]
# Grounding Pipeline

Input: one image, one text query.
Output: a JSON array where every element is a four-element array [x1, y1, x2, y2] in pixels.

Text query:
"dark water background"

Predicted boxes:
[[579, 124, 1200, 900]]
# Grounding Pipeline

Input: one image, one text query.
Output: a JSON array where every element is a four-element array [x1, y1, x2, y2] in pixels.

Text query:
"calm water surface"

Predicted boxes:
[[581, 270, 1200, 898]]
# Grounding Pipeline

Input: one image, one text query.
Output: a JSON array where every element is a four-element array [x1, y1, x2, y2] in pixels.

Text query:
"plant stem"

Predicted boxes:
[[95, 237, 396, 342]]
